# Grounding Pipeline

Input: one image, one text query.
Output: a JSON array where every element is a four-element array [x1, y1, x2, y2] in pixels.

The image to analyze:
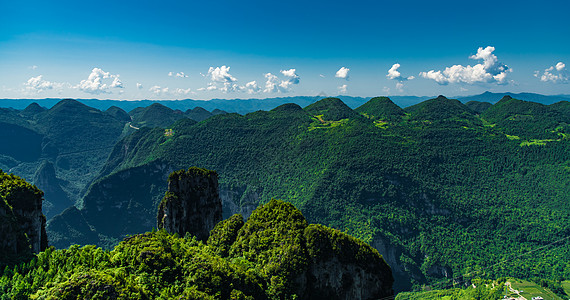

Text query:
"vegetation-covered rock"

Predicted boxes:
[[157, 167, 222, 241], [0, 170, 47, 268], [0, 194, 393, 299]]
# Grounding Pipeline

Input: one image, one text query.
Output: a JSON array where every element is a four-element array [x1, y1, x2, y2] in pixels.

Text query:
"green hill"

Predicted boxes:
[[405, 95, 476, 122], [304, 97, 360, 121], [185, 106, 214, 122], [105, 105, 131, 122], [129, 103, 186, 128], [355, 96, 406, 120], [481, 96, 568, 139]]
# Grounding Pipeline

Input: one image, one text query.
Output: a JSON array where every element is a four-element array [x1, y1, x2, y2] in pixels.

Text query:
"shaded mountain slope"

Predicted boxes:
[[465, 100, 492, 113]]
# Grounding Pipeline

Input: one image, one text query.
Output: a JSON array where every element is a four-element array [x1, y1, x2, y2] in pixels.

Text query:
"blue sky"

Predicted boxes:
[[1, 0, 569, 100]]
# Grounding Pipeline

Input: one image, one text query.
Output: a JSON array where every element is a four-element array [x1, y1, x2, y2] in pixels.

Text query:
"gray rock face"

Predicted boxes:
[[303, 257, 392, 300], [157, 167, 222, 241]]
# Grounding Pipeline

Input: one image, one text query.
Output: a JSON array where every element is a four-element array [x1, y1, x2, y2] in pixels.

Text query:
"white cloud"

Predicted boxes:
[[335, 67, 350, 80], [149, 85, 169, 95], [245, 81, 261, 94], [29, 65, 38, 70], [77, 68, 123, 94], [535, 62, 568, 84], [420, 46, 510, 85], [207, 66, 237, 83], [280, 68, 300, 84], [24, 75, 65, 93], [263, 70, 300, 93], [199, 66, 241, 93], [173, 88, 192, 96], [396, 82, 404, 92], [263, 73, 280, 93], [169, 71, 188, 78], [319, 74, 325, 78], [338, 84, 348, 94], [136, 83, 143, 90], [387, 63, 414, 81]]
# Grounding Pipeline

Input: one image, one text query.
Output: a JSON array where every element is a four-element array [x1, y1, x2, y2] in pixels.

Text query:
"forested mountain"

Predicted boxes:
[[0, 99, 228, 219], [46, 95, 570, 291]]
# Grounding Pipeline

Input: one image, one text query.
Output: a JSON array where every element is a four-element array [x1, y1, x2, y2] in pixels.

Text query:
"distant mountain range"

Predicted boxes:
[[2, 92, 566, 114]]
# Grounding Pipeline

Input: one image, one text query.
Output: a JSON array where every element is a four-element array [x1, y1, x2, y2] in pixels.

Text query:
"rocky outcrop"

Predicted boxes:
[[157, 167, 222, 241], [301, 224, 394, 299], [0, 170, 48, 260]]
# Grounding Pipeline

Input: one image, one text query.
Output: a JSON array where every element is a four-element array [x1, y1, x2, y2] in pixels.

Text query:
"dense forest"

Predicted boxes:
[[0, 194, 393, 299], [1, 94, 569, 295], [43, 95, 570, 292]]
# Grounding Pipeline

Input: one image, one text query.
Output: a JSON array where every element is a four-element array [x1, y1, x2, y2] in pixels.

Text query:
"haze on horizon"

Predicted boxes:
[[1, 0, 569, 100]]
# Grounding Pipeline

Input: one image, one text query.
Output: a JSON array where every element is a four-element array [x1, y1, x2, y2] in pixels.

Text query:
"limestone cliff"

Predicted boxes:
[[157, 167, 222, 241], [0, 170, 48, 264]]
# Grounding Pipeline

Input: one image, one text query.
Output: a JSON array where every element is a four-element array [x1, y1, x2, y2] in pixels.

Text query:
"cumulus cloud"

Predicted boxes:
[[535, 62, 568, 83], [29, 65, 38, 70], [263, 69, 300, 93], [136, 83, 143, 90], [387, 63, 414, 81], [245, 81, 261, 94], [335, 67, 350, 80], [207, 66, 237, 83], [281, 68, 300, 84], [338, 84, 348, 94], [420, 46, 510, 85], [77, 68, 123, 94], [24, 75, 65, 93], [199, 66, 241, 93], [168, 72, 173, 77]]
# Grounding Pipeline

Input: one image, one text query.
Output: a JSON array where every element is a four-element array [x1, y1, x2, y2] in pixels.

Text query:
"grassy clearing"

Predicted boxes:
[[520, 139, 558, 146], [510, 278, 563, 300], [308, 115, 349, 131]]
